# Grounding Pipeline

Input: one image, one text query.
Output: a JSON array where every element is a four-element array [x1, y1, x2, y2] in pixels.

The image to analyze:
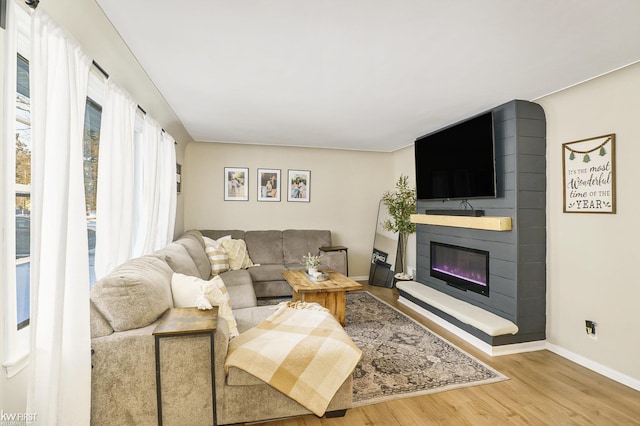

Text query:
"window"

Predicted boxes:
[[4, 7, 107, 376], [15, 54, 31, 330], [84, 98, 102, 285], [10, 57, 105, 333], [3, 5, 32, 376]]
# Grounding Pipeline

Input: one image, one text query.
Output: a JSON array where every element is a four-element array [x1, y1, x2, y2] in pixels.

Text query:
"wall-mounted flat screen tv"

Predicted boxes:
[[415, 112, 496, 201]]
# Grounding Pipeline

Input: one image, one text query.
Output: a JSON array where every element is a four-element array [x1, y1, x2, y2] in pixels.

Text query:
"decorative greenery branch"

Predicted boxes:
[[566, 136, 611, 163], [302, 252, 322, 269], [381, 174, 416, 236]]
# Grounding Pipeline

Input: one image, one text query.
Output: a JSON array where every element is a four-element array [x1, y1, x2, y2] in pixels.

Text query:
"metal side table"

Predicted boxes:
[[153, 307, 218, 426], [320, 245, 349, 276]]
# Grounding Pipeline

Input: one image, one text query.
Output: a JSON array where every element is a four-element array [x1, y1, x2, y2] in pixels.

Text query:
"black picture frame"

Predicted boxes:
[[224, 167, 249, 201], [257, 168, 281, 202]]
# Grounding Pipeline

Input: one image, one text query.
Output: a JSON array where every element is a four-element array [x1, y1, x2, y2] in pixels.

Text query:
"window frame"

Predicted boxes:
[[2, 2, 31, 378], [14, 52, 31, 332]]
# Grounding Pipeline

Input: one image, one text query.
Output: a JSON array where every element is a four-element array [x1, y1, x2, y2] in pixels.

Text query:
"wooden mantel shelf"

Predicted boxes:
[[410, 214, 512, 231]]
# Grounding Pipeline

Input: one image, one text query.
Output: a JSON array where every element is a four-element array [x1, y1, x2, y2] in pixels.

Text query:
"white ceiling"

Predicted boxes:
[[96, 0, 640, 152]]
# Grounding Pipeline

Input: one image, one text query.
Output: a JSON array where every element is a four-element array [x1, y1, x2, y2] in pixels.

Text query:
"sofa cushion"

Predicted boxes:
[[220, 239, 254, 270], [226, 365, 265, 386], [206, 245, 230, 275], [252, 281, 294, 299], [232, 305, 276, 335], [171, 273, 239, 338], [91, 256, 174, 332], [153, 242, 201, 277], [247, 264, 287, 283], [244, 231, 284, 264], [218, 270, 258, 309], [175, 233, 211, 280], [282, 230, 331, 265]]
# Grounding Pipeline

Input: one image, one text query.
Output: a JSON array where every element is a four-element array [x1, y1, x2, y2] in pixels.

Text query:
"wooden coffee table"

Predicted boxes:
[[281, 269, 362, 326]]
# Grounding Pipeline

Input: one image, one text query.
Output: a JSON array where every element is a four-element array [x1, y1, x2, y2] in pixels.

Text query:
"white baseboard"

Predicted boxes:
[[399, 296, 640, 391], [546, 343, 640, 392], [350, 275, 368, 281]]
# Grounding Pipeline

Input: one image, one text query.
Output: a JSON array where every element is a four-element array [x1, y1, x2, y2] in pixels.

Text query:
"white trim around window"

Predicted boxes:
[[2, 0, 31, 378]]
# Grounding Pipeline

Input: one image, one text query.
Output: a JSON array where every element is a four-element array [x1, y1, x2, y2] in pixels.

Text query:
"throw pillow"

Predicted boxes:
[[205, 244, 230, 275], [202, 235, 231, 249], [170, 273, 239, 338], [171, 272, 206, 307], [220, 239, 254, 270]]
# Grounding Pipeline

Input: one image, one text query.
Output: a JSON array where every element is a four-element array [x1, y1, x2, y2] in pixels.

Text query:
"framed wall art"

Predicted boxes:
[[287, 169, 310, 202], [257, 168, 281, 202], [562, 134, 615, 213], [224, 167, 249, 201]]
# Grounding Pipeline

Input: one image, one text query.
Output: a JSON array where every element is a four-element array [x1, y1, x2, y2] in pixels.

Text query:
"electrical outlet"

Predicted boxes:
[[585, 320, 596, 337]]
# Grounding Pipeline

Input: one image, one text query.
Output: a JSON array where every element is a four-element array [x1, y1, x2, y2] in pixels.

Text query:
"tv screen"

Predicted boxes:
[[415, 112, 496, 201]]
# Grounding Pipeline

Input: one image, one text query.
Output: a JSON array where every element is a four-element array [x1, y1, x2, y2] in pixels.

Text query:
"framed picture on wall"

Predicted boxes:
[[562, 134, 616, 213], [287, 169, 310, 202], [224, 167, 249, 201], [257, 168, 281, 202]]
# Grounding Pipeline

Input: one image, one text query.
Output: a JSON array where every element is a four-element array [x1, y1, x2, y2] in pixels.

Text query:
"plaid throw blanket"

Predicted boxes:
[[225, 302, 362, 416]]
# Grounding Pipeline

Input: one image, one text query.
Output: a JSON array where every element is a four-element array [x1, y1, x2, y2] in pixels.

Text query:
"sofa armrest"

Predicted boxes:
[[90, 300, 113, 338], [320, 249, 347, 276]]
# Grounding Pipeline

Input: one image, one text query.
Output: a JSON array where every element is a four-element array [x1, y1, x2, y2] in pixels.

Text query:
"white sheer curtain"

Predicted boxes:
[[94, 81, 137, 280], [132, 116, 177, 256], [27, 9, 92, 426]]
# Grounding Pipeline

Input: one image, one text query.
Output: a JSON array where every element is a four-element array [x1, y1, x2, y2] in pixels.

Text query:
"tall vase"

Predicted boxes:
[[395, 232, 411, 281], [401, 232, 408, 276]]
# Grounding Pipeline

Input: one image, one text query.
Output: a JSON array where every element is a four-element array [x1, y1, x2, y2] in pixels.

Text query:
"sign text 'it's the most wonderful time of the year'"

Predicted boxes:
[[562, 134, 616, 213]]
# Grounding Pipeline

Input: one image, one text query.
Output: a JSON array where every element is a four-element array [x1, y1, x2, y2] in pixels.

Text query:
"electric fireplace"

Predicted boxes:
[[430, 241, 489, 296]]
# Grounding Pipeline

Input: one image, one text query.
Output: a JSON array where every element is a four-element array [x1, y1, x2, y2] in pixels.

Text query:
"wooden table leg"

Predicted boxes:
[[294, 291, 347, 326]]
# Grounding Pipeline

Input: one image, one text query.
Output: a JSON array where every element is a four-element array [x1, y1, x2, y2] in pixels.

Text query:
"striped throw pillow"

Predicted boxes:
[[205, 244, 230, 275]]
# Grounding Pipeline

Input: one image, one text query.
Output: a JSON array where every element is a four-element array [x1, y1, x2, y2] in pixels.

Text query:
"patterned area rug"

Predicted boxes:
[[345, 291, 508, 406]]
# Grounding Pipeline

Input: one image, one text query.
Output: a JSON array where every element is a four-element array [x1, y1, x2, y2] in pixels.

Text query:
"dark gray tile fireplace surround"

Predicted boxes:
[[400, 99, 546, 347]]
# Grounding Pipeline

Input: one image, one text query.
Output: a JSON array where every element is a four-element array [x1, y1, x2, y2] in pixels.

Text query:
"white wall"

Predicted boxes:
[[183, 142, 395, 278], [537, 62, 640, 384], [0, 0, 191, 412]]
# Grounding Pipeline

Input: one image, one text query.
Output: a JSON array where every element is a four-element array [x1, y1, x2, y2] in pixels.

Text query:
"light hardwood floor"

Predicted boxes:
[[254, 283, 640, 426]]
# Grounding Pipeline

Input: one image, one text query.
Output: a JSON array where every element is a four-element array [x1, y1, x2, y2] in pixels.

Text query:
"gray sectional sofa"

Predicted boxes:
[[200, 229, 347, 299], [90, 229, 351, 426]]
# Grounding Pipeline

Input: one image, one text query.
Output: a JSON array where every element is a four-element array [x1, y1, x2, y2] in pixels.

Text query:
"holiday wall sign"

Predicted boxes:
[[562, 134, 616, 214]]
